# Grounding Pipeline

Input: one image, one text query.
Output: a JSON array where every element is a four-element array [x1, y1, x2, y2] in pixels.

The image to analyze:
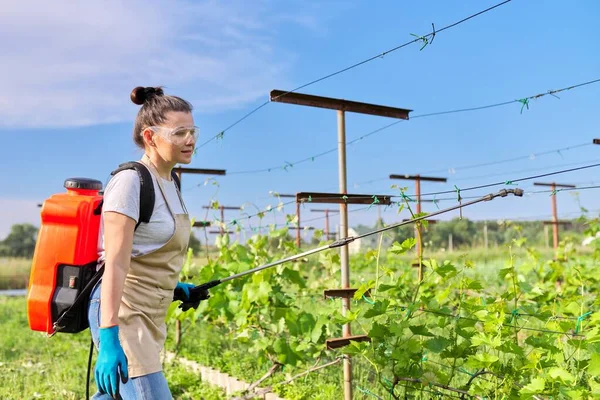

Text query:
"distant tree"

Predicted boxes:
[[427, 218, 477, 250], [392, 224, 417, 245], [0, 224, 38, 258], [188, 232, 202, 253], [268, 232, 296, 251]]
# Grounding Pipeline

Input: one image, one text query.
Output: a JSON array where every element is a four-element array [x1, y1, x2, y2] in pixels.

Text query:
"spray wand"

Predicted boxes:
[[183, 188, 523, 305]]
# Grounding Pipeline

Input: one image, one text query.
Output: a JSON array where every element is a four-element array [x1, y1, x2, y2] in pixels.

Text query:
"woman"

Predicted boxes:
[[88, 86, 199, 399]]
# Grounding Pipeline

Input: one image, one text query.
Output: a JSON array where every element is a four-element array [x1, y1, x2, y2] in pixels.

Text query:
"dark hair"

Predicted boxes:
[[130, 86, 193, 148]]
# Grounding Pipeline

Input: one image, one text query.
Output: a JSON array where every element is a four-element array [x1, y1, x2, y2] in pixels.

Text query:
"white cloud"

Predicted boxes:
[[0, 198, 41, 240], [0, 0, 320, 128]]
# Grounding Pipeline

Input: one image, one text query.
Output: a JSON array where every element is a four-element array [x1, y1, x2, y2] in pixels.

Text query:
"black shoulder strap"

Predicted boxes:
[[171, 170, 181, 192], [111, 161, 155, 230]]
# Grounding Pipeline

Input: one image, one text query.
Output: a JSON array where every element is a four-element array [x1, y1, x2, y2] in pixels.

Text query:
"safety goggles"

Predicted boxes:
[[146, 125, 199, 145]]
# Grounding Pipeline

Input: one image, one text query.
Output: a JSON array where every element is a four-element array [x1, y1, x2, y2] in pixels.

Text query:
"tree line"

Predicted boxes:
[[355, 216, 590, 251]]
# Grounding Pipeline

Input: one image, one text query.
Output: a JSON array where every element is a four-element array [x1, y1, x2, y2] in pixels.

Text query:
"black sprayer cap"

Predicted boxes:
[[64, 178, 103, 191]]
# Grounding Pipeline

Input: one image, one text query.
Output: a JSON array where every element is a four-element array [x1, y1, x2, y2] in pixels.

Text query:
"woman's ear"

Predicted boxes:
[[141, 128, 155, 147]]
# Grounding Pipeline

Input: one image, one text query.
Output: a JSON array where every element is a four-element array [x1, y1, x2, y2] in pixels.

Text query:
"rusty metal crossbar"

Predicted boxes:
[[324, 288, 371, 300], [296, 192, 392, 205], [326, 335, 372, 350]]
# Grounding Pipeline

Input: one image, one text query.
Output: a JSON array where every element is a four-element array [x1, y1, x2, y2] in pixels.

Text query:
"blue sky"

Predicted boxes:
[[2, 0, 600, 242]]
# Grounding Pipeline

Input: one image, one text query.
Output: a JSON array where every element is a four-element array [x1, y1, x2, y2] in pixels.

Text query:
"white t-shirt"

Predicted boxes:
[[97, 169, 186, 262]]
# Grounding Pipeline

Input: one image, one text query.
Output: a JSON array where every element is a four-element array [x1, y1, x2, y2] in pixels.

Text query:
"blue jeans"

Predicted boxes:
[[88, 281, 173, 400]]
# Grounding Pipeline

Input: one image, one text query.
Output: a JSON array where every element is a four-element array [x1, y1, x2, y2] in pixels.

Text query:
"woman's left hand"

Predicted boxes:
[[173, 282, 194, 301], [172, 281, 210, 311]]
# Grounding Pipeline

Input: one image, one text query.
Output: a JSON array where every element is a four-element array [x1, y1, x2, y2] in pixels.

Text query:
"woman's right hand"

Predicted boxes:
[[95, 325, 129, 399]]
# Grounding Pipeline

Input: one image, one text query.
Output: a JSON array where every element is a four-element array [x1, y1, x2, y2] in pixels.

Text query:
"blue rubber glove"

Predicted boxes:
[[95, 325, 128, 399], [173, 282, 210, 311], [174, 282, 194, 301]]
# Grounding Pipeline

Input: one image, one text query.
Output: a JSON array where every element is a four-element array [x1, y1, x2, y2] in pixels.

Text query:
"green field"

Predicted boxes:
[[0, 296, 226, 400], [4, 228, 600, 399], [0, 258, 31, 290]]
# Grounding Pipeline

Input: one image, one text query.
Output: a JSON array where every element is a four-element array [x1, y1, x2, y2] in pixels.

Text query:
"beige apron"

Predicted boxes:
[[118, 158, 190, 377]]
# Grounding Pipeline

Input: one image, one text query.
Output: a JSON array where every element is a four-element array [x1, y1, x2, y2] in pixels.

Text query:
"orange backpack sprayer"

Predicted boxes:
[[27, 177, 103, 335], [26, 162, 181, 337]]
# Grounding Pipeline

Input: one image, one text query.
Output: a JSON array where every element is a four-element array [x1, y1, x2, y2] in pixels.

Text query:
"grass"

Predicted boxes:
[[167, 318, 388, 400], [0, 296, 225, 400], [167, 321, 344, 400], [0, 295, 350, 400], [0, 258, 31, 290]]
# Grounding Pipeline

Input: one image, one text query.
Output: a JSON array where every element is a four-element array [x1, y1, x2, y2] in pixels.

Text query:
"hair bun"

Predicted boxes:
[[130, 86, 165, 105]]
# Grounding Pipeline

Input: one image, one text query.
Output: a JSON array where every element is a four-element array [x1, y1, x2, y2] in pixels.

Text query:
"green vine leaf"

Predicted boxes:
[[409, 325, 435, 337], [548, 367, 576, 385], [519, 377, 545, 395], [363, 299, 390, 319], [424, 337, 452, 353], [434, 261, 458, 279], [588, 353, 600, 376], [389, 238, 416, 254], [353, 280, 375, 300]]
